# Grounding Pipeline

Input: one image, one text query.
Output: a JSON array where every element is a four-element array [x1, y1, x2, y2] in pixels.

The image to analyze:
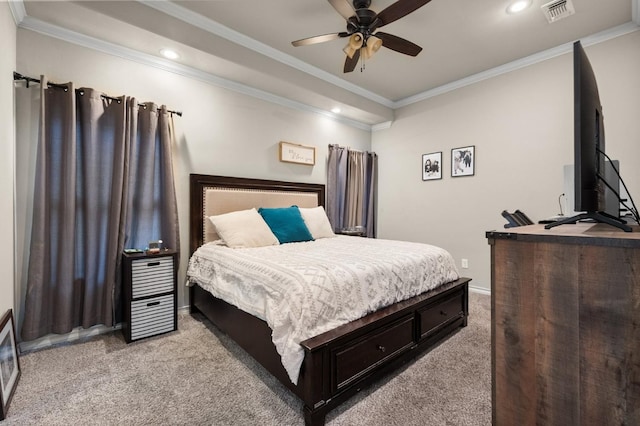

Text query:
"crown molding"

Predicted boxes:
[[16, 15, 374, 132], [371, 121, 393, 131], [8, 0, 26, 25], [394, 21, 640, 108], [137, 0, 395, 109]]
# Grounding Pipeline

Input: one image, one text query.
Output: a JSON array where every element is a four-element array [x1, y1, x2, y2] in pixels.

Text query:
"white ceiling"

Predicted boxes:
[[13, 0, 640, 128]]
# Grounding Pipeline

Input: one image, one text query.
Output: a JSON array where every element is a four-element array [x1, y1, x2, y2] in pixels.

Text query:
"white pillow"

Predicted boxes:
[[299, 206, 335, 239], [208, 208, 279, 248]]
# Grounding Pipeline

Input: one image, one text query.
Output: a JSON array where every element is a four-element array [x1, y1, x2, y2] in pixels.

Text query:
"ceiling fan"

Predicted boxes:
[[291, 0, 432, 73]]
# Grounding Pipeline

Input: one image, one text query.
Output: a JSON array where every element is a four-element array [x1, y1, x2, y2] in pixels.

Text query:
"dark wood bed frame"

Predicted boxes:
[[189, 174, 471, 425]]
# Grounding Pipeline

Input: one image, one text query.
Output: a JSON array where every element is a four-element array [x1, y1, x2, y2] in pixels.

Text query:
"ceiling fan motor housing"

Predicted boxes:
[[356, 8, 379, 30], [353, 0, 372, 9]]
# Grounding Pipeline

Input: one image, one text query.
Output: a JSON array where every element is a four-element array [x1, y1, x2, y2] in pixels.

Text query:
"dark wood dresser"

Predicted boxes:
[[486, 223, 640, 425]]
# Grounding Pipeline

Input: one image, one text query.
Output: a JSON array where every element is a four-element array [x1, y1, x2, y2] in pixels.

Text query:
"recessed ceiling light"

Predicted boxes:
[[160, 48, 180, 60], [506, 0, 532, 14], [331, 107, 341, 114]]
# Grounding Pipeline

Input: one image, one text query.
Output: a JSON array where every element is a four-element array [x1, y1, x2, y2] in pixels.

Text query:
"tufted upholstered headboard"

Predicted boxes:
[[189, 174, 326, 255]]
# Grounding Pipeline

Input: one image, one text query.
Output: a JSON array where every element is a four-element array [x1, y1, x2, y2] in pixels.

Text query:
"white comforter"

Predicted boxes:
[[186, 236, 459, 384]]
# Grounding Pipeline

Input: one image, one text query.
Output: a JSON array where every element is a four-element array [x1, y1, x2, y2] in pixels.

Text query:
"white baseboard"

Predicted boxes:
[[20, 307, 193, 353], [19, 323, 122, 354], [469, 285, 490, 296]]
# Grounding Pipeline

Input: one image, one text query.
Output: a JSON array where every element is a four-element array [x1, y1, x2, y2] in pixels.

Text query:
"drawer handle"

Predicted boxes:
[[147, 301, 161, 307], [147, 261, 160, 267], [440, 310, 448, 316], [377, 345, 386, 353]]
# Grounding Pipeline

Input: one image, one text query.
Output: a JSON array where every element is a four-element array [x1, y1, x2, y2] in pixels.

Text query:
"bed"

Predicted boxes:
[[188, 174, 470, 425]]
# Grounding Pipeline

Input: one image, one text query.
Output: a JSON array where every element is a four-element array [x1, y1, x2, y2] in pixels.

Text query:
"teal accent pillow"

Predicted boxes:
[[258, 206, 314, 244]]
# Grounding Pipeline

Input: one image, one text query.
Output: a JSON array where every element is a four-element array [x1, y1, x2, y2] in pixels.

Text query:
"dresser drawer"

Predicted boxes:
[[131, 256, 174, 298], [418, 290, 465, 339], [333, 315, 415, 391], [130, 294, 175, 340]]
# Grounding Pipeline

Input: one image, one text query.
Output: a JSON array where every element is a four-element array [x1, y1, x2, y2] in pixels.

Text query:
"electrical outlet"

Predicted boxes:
[[461, 259, 469, 269]]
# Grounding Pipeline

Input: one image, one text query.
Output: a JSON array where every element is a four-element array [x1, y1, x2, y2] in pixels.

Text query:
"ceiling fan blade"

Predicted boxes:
[[377, 0, 433, 27], [327, 0, 355, 20], [292, 32, 348, 47], [376, 32, 423, 56], [344, 49, 361, 73]]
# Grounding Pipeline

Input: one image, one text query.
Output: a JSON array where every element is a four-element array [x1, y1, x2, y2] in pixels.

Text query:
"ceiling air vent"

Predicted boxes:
[[541, 0, 575, 23]]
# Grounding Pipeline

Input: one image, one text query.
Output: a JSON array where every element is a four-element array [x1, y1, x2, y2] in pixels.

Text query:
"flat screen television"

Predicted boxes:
[[546, 41, 631, 232]]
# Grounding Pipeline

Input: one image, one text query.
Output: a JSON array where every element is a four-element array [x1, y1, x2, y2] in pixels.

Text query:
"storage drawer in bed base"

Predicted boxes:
[[332, 314, 415, 391], [417, 288, 466, 340]]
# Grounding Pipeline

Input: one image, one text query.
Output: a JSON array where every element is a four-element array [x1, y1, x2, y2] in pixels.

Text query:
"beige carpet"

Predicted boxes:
[[2, 292, 491, 425]]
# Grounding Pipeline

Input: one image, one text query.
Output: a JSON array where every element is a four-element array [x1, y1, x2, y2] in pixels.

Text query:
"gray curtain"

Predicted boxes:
[[124, 102, 180, 252], [327, 144, 377, 237], [21, 79, 179, 341]]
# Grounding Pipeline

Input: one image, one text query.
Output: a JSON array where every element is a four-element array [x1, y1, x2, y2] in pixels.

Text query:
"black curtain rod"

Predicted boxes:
[[13, 71, 183, 117]]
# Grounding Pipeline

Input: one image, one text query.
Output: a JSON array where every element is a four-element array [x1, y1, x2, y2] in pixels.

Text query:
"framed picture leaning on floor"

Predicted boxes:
[[0, 309, 21, 420]]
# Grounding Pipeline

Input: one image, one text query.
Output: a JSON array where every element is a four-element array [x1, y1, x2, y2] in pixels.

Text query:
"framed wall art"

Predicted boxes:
[[422, 152, 442, 181], [0, 309, 20, 420], [279, 141, 316, 166], [451, 145, 475, 177]]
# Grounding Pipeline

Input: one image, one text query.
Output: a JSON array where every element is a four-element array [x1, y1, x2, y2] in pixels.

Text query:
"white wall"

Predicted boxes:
[[1, 3, 17, 314], [373, 32, 640, 291], [14, 29, 371, 319]]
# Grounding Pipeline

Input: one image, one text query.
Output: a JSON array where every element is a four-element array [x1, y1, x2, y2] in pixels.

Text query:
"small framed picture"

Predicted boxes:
[[451, 145, 475, 177], [0, 309, 21, 420], [279, 141, 316, 166], [422, 152, 442, 181]]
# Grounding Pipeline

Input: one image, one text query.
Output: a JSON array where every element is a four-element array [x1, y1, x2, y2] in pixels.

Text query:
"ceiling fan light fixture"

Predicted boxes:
[[343, 33, 364, 59], [362, 35, 383, 60], [342, 45, 356, 59]]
